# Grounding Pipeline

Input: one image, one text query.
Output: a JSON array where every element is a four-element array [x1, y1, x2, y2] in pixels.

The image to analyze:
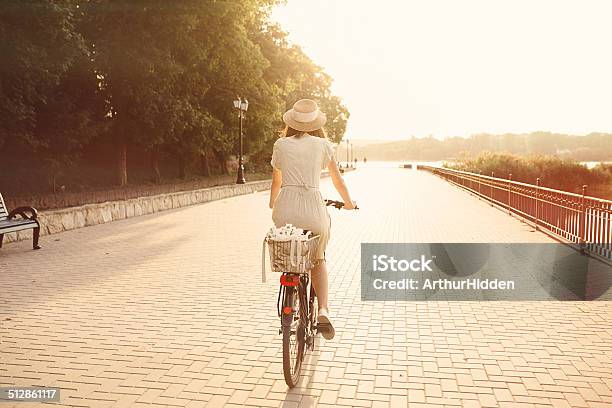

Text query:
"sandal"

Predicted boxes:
[[317, 308, 335, 340]]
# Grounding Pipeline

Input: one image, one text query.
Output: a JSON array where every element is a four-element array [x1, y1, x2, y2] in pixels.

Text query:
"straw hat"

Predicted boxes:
[[282, 99, 327, 132]]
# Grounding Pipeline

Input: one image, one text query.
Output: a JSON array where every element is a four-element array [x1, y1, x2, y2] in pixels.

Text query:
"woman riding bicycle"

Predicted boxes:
[[269, 99, 357, 340]]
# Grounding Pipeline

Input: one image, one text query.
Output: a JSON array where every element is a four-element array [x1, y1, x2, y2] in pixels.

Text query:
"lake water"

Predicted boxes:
[[581, 161, 611, 169], [347, 160, 610, 170], [344, 160, 444, 168]]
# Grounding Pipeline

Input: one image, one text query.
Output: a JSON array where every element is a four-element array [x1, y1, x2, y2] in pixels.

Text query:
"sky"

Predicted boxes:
[[271, 0, 612, 141]]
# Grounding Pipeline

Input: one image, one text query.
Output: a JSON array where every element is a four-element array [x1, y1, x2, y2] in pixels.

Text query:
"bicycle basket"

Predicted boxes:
[[261, 234, 320, 282]]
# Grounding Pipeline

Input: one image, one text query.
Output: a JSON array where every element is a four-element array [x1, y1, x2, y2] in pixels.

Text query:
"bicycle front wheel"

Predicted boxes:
[[282, 284, 305, 387]]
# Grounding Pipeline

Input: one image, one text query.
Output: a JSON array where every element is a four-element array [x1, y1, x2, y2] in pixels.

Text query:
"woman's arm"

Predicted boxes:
[[327, 160, 356, 209], [269, 168, 282, 209]]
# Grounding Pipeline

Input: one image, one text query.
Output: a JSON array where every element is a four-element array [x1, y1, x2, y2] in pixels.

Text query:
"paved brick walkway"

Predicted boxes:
[[1, 166, 610, 407]]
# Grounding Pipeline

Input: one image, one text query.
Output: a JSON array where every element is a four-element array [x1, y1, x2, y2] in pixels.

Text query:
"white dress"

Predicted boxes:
[[271, 134, 335, 260]]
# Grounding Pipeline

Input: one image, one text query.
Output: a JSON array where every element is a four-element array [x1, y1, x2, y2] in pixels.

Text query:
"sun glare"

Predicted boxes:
[[272, 0, 612, 140]]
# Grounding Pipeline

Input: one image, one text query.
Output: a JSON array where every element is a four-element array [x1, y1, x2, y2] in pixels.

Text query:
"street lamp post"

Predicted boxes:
[[233, 97, 248, 184], [345, 139, 350, 168]]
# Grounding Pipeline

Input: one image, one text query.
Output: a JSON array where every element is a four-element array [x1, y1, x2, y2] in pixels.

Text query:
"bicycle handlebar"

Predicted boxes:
[[324, 199, 358, 210]]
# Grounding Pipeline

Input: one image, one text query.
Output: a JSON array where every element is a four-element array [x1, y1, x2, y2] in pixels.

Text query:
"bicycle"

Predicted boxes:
[[263, 199, 356, 387]]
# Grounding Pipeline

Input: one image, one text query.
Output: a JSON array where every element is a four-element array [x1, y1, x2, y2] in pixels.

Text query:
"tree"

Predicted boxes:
[[1, 0, 350, 193], [248, 18, 350, 154], [0, 1, 102, 190]]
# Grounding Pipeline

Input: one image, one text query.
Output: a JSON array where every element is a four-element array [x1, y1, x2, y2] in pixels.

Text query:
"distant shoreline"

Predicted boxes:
[[336, 133, 612, 163], [352, 160, 612, 169]]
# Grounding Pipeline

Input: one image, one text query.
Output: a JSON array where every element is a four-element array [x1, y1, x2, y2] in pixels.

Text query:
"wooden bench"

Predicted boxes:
[[0, 193, 41, 250]]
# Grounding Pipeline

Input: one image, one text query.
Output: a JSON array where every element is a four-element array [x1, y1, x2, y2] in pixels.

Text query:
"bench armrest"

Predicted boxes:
[[8, 206, 39, 220]]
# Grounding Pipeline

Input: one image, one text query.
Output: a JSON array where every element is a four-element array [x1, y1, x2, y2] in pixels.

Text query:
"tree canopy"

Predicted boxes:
[[0, 0, 349, 186]]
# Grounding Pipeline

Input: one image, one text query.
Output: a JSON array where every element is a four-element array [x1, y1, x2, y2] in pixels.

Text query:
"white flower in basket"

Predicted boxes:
[[261, 224, 320, 282]]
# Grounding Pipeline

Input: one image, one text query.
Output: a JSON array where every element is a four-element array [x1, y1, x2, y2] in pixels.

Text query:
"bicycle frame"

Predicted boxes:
[[278, 273, 315, 335], [272, 198, 351, 387]]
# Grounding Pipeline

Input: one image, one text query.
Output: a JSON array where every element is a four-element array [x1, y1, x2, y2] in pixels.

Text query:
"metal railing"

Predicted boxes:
[[418, 165, 612, 262]]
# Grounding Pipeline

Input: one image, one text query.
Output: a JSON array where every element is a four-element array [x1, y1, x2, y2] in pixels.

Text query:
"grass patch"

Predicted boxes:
[[446, 152, 612, 199]]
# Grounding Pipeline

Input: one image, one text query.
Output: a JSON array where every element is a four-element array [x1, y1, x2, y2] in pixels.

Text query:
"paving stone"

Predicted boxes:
[[1, 167, 609, 407]]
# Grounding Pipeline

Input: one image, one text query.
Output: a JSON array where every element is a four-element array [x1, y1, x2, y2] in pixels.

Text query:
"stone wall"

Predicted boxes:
[[2, 168, 354, 245], [4, 179, 272, 244]]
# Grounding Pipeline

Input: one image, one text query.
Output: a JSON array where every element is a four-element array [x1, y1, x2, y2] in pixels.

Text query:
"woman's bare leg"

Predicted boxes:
[[312, 260, 334, 339], [311, 260, 328, 310]]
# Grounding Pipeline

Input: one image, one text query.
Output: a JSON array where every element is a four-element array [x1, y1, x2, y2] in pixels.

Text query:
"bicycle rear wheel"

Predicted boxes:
[[282, 284, 305, 387]]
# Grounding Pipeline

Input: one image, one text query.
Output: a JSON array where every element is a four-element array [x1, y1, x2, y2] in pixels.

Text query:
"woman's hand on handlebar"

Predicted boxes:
[[344, 200, 358, 210], [324, 199, 358, 210]]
